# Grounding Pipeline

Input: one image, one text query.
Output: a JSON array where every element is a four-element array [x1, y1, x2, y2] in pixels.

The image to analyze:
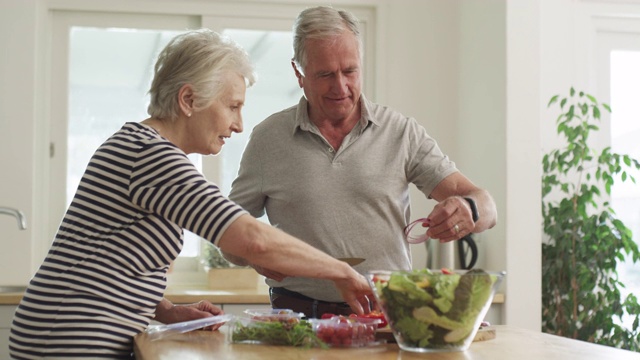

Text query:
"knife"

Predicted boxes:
[[338, 257, 366, 266]]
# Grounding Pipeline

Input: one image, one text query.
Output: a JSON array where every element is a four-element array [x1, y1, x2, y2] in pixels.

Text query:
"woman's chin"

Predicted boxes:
[[210, 146, 223, 155]]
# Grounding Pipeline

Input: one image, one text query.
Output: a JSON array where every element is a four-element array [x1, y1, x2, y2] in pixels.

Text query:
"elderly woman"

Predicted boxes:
[[9, 29, 372, 359]]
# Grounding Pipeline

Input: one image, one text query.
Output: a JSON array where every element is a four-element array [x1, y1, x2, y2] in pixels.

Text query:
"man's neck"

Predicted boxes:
[[310, 111, 361, 151]]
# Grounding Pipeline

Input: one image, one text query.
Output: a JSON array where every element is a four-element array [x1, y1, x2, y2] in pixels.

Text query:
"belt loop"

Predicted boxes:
[[312, 300, 319, 319]]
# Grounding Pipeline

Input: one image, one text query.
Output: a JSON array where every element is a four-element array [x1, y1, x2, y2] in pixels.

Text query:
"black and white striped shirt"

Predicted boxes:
[[10, 122, 246, 359]]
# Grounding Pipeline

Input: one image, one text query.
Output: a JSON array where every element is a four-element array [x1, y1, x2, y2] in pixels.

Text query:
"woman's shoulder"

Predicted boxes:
[[104, 122, 176, 149]]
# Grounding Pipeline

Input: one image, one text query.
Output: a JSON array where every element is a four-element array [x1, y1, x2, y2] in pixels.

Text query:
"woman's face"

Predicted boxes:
[[187, 73, 246, 155]]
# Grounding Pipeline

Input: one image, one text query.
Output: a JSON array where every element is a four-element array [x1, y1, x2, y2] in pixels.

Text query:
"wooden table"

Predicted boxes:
[[134, 325, 640, 359]]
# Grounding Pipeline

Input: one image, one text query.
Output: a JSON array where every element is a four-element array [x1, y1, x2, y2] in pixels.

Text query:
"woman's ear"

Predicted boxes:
[[178, 84, 194, 117]]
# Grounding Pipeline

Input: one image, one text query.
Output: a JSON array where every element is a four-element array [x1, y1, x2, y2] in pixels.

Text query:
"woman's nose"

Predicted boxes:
[[232, 115, 243, 133]]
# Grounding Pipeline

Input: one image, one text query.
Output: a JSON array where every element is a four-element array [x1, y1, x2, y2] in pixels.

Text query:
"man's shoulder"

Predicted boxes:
[[363, 99, 414, 128], [253, 104, 298, 134]]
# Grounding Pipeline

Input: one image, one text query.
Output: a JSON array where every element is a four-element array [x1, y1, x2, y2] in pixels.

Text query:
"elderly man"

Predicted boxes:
[[228, 6, 497, 318]]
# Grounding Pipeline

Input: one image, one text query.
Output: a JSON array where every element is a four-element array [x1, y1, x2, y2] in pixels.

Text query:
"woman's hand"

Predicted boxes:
[[154, 299, 226, 331], [334, 269, 374, 315]]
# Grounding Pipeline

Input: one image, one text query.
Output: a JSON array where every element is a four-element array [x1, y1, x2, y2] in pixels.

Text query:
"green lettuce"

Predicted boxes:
[[387, 272, 433, 303], [431, 274, 460, 313], [394, 317, 434, 347], [447, 269, 494, 323]]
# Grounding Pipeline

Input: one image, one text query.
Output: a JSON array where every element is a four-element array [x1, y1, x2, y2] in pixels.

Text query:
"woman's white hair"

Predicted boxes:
[[147, 29, 256, 120], [292, 6, 362, 73]]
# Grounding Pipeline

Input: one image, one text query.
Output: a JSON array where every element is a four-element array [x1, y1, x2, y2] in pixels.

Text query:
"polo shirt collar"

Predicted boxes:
[[293, 95, 379, 136]]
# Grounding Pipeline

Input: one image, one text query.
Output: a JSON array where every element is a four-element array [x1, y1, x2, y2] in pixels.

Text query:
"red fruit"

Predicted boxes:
[[354, 310, 388, 328], [322, 326, 335, 338], [331, 335, 341, 346], [336, 326, 351, 339]]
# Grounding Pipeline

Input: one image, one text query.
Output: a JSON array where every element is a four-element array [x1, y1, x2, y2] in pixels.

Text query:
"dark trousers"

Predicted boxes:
[[269, 287, 354, 318]]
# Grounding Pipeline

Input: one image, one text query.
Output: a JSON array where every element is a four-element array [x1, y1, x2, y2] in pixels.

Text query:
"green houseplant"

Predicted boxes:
[[541, 87, 640, 351]]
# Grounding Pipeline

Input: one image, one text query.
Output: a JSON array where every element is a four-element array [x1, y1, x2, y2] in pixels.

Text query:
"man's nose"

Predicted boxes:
[[332, 73, 349, 93]]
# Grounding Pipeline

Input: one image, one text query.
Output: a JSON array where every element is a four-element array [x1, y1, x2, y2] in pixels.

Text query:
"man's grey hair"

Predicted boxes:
[[292, 6, 362, 73]]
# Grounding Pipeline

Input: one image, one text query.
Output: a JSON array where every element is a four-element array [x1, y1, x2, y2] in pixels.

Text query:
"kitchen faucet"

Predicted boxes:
[[0, 207, 27, 230]]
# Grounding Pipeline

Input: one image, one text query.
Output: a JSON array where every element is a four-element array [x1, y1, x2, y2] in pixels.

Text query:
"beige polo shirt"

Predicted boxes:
[[229, 95, 458, 302]]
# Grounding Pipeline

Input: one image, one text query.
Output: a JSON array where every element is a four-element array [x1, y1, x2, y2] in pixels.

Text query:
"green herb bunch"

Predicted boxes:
[[201, 242, 239, 269], [231, 320, 328, 348], [542, 87, 640, 351]]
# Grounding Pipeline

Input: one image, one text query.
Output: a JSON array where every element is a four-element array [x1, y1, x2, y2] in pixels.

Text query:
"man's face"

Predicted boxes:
[[296, 31, 362, 123]]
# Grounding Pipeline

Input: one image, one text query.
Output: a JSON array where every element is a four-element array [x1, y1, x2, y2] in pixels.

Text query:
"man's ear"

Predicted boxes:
[[291, 60, 303, 88], [178, 84, 194, 117]]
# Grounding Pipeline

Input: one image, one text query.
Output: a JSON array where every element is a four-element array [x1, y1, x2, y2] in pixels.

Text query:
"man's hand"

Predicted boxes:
[[425, 196, 474, 242]]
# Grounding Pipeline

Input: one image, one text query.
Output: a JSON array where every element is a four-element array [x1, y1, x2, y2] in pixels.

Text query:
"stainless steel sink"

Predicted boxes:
[[0, 286, 27, 293]]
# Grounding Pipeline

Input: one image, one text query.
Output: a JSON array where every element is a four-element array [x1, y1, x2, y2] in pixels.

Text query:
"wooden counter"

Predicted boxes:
[[134, 325, 640, 360], [0, 291, 23, 305], [0, 287, 504, 306], [163, 287, 271, 304], [0, 287, 271, 306]]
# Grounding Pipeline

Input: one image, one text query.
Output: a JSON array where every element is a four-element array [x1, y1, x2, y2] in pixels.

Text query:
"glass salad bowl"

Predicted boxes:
[[367, 269, 505, 353]]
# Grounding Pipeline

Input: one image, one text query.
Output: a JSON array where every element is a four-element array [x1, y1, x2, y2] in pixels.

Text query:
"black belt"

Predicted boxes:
[[269, 287, 352, 319]]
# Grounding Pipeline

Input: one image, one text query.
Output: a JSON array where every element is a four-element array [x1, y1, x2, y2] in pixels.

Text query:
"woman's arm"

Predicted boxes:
[[217, 214, 372, 314]]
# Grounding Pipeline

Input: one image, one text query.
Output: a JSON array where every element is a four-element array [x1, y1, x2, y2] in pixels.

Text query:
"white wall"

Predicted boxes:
[[0, 0, 546, 330], [0, 0, 40, 285], [505, 0, 541, 330], [379, 0, 460, 271]]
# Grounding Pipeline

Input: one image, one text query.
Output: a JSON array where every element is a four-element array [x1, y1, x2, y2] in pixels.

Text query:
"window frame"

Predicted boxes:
[[45, 2, 378, 287]]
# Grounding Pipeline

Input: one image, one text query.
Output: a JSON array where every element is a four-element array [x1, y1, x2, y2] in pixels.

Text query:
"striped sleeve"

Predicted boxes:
[[129, 141, 247, 246]]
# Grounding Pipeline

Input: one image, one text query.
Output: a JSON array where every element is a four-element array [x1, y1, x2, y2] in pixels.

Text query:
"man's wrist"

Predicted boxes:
[[463, 197, 479, 223]]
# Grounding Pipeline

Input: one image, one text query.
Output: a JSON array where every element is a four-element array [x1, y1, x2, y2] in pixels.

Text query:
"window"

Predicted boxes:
[[610, 50, 640, 330], [49, 6, 375, 285], [595, 18, 640, 331], [67, 26, 204, 258], [50, 12, 202, 261], [51, 13, 305, 274], [60, 24, 302, 261]]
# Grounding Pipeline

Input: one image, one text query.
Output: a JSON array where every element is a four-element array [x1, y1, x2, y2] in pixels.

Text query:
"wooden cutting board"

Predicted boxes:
[[473, 327, 497, 341], [375, 326, 496, 343]]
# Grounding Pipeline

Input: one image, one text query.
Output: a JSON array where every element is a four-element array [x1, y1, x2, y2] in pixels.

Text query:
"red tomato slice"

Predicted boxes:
[[441, 267, 454, 275], [356, 311, 388, 328]]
